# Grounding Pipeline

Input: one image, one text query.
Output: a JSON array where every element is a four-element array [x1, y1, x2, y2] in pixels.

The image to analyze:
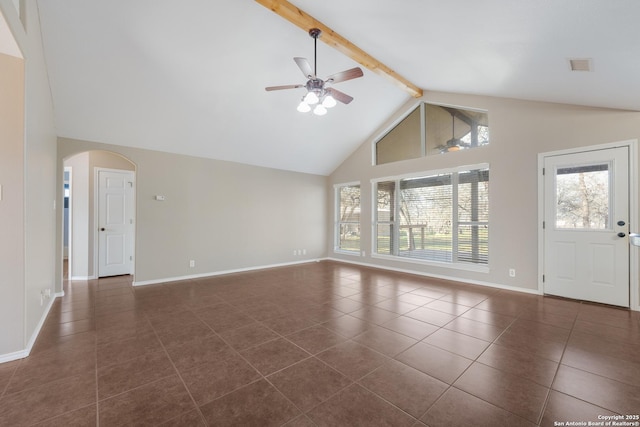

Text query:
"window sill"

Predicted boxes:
[[334, 249, 362, 257], [371, 253, 490, 273]]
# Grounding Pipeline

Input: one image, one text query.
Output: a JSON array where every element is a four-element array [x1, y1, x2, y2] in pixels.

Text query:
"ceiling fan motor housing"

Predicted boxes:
[[306, 78, 324, 95]]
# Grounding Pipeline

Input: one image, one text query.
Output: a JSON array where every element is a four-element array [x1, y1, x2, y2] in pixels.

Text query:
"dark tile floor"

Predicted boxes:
[[1, 261, 639, 426]]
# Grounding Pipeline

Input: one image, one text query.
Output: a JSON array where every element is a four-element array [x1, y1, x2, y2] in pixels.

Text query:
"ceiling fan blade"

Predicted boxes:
[[265, 84, 304, 91], [326, 88, 354, 105], [325, 67, 363, 84], [294, 57, 314, 79]]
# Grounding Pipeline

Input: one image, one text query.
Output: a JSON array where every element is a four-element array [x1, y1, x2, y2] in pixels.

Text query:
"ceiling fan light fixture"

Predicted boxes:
[[303, 91, 319, 105], [265, 28, 363, 117], [322, 94, 336, 108], [313, 104, 327, 116], [439, 113, 464, 153], [297, 101, 311, 113], [445, 143, 461, 152]]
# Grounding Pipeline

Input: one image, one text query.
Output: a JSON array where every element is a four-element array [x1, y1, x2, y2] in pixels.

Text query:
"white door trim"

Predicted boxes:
[[64, 166, 72, 281], [93, 167, 136, 278], [538, 139, 639, 311]]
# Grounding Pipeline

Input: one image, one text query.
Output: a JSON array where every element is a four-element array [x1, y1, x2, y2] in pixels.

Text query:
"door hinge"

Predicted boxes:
[[542, 167, 545, 175], [542, 274, 545, 283], [130, 255, 133, 261], [543, 221, 545, 229]]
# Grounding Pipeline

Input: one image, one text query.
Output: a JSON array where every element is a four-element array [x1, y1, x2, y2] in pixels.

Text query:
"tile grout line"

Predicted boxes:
[[534, 300, 582, 426], [187, 301, 311, 424], [218, 295, 423, 424], [188, 293, 329, 425], [145, 313, 210, 426], [412, 298, 527, 424], [94, 282, 100, 427]]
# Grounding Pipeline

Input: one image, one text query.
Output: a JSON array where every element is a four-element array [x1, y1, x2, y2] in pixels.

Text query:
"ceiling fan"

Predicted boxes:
[[265, 28, 364, 116]]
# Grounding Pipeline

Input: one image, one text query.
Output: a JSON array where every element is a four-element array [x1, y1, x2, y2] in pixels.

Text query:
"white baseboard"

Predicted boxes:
[[133, 258, 324, 287], [0, 349, 30, 364], [70, 275, 97, 281], [134, 257, 539, 297], [0, 289, 59, 364], [326, 257, 542, 296], [24, 294, 57, 352]]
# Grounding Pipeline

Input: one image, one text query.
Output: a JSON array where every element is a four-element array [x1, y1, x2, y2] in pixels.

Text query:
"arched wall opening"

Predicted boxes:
[[62, 150, 137, 281]]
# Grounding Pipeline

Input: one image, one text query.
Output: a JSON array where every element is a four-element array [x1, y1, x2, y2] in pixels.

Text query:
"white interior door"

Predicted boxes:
[[98, 170, 134, 277], [543, 147, 629, 307]]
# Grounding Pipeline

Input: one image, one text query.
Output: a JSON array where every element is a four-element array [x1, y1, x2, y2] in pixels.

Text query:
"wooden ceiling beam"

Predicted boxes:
[[255, 0, 423, 98]]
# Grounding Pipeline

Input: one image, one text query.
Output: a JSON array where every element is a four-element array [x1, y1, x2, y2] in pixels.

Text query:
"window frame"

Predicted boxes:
[[372, 101, 489, 166], [371, 164, 490, 272], [334, 181, 362, 256]]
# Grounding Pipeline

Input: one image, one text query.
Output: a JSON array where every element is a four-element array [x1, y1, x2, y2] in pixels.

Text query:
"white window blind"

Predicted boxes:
[[375, 167, 489, 265]]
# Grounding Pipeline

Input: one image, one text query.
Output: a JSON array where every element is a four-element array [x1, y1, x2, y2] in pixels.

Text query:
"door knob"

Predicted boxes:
[[100, 227, 105, 231], [617, 232, 626, 237], [617, 220, 626, 226]]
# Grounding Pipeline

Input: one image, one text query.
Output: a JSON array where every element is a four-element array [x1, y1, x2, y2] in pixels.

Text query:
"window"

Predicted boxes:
[[336, 184, 361, 253], [555, 163, 610, 229], [375, 166, 489, 266], [376, 106, 422, 165], [375, 102, 489, 165]]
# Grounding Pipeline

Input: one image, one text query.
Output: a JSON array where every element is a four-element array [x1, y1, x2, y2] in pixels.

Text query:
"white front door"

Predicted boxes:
[[543, 146, 629, 307], [98, 170, 134, 277]]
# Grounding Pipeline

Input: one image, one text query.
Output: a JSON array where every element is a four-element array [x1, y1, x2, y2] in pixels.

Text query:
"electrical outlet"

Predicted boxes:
[[189, 260, 195, 268], [509, 268, 516, 278]]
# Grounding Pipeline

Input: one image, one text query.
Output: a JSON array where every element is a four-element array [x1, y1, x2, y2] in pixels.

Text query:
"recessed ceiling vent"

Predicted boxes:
[[568, 58, 592, 72]]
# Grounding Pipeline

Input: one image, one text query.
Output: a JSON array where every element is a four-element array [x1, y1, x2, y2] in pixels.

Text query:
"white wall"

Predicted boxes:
[[57, 138, 328, 287], [0, 0, 58, 360], [329, 92, 640, 308], [0, 50, 25, 356], [22, 0, 58, 347], [65, 152, 90, 278]]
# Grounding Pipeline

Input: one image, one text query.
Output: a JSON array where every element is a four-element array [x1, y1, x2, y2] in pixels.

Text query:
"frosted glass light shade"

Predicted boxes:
[[303, 91, 319, 105], [297, 101, 311, 113], [322, 95, 336, 108], [313, 104, 327, 116]]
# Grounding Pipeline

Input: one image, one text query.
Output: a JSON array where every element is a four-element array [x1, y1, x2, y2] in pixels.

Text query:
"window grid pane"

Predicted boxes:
[[376, 224, 393, 255], [376, 181, 395, 255], [555, 164, 610, 229], [399, 175, 453, 262], [458, 224, 489, 264], [337, 185, 361, 252]]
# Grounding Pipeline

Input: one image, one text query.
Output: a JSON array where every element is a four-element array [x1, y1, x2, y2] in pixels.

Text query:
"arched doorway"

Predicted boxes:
[[63, 150, 137, 280]]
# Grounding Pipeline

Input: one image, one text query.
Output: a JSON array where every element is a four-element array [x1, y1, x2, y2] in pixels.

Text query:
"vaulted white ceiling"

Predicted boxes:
[[0, 7, 21, 58], [36, 0, 640, 175]]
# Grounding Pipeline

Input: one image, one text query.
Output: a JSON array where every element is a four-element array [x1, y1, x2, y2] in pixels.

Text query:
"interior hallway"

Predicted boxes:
[[0, 261, 638, 426]]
